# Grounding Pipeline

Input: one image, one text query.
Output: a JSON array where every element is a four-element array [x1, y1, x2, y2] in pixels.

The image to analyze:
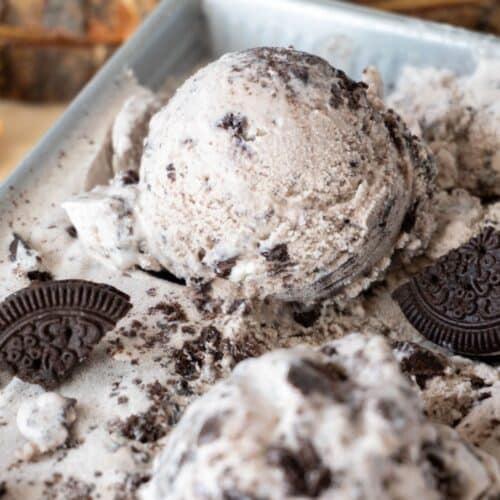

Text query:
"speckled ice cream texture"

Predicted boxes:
[[143, 334, 500, 500], [2, 49, 500, 500], [138, 47, 435, 304], [388, 59, 500, 197], [16, 392, 77, 459], [111, 87, 164, 175]]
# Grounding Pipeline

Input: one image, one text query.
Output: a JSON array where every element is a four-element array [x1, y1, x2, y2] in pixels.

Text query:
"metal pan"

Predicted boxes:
[[1, 0, 499, 199]]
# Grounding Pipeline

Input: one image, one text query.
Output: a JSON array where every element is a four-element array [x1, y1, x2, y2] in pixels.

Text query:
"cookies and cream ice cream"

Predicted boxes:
[[137, 47, 435, 303], [388, 59, 500, 197], [0, 44, 499, 500], [144, 334, 500, 500]]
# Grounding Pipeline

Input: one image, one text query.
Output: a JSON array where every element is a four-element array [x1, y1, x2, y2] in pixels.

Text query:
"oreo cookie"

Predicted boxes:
[[393, 227, 500, 356], [0, 280, 132, 388]]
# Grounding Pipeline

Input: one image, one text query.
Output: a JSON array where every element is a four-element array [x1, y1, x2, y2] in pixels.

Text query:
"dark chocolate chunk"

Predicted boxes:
[[392, 341, 447, 389], [217, 112, 248, 142], [266, 442, 331, 497], [392, 227, 500, 356], [401, 200, 418, 233], [293, 303, 322, 328], [117, 410, 166, 443], [66, 225, 78, 238], [291, 66, 309, 84], [137, 266, 186, 286], [0, 280, 132, 389], [214, 257, 238, 278], [422, 442, 463, 498], [173, 329, 219, 381], [166, 163, 176, 182], [383, 111, 405, 153], [0, 482, 6, 498], [262, 244, 289, 262], [122, 170, 139, 185], [469, 375, 488, 389], [27, 270, 54, 282], [287, 359, 348, 400]]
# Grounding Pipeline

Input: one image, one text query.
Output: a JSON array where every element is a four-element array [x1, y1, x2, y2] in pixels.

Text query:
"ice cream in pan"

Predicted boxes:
[[67, 47, 435, 304], [0, 47, 500, 498]]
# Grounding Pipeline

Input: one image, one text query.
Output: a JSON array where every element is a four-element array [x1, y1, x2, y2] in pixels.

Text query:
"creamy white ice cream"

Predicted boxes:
[[143, 334, 500, 500], [138, 47, 435, 303], [111, 87, 163, 175], [16, 392, 77, 460], [389, 59, 500, 197]]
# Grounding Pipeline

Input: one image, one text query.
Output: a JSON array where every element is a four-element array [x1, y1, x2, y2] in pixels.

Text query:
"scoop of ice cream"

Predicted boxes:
[[138, 47, 435, 303], [111, 87, 163, 175], [142, 334, 500, 499], [84, 86, 163, 191], [388, 59, 500, 197], [16, 392, 77, 459]]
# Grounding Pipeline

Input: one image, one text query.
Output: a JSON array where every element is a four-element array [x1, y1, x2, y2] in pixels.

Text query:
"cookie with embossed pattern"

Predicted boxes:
[[393, 227, 500, 356], [0, 279, 132, 389]]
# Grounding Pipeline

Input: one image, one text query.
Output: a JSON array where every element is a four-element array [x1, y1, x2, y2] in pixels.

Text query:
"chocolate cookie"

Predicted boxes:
[[0, 280, 132, 388], [393, 227, 500, 356]]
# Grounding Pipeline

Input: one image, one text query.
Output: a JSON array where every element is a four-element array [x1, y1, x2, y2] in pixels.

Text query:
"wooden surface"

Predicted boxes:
[[0, 100, 64, 178], [350, 0, 500, 34]]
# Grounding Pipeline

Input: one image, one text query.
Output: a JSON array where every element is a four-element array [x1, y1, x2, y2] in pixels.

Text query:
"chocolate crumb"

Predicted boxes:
[[469, 375, 488, 389], [395, 342, 447, 389], [217, 112, 248, 142], [66, 225, 78, 238], [262, 243, 289, 262], [477, 392, 492, 401], [423, 443, 463, 498], [137, 266, 186, 286], [148, 302, 187, 322], [266, 442, 331, 497], [27, 270, 54, 282], [166, 163, 176, 182], [293, 303, 322, 328], [287, 359, 348, 399], [122, 170, 140, 185], [215, 257, 238, 278]]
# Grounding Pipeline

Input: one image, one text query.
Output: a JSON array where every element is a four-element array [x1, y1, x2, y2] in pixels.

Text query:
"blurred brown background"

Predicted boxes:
[[0, 0, 499, 178]]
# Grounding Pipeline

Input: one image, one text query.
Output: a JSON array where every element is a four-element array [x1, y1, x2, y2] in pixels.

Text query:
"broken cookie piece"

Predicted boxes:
[[0, 279, 132, 389], [393, 226, 500, 356]]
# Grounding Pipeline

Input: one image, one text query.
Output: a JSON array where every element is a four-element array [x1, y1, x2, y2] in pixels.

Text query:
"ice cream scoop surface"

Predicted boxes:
[[388, 59, 500, 197], [139, 47, 435, 303], [143, 334, 500, 500]]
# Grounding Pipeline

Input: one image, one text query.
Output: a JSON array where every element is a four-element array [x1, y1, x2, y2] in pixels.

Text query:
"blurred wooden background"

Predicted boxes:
[[352, 0, 500, 34], [0, 0, 499, 178]]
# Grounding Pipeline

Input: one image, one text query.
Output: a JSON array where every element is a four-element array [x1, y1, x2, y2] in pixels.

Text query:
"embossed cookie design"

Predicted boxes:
[[393, 227, 500, 356], [0, 280, 132, 388]]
